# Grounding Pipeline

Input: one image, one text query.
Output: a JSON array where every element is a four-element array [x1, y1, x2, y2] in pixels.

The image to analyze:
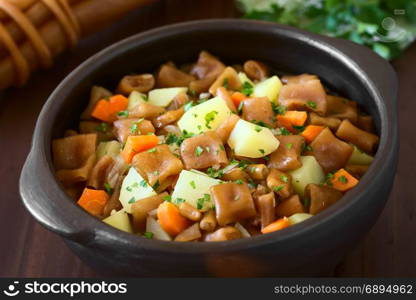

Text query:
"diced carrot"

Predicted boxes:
[[121, 134, 159, 163], [231, 91, 246, 107], [330, 168, 359, 192], [157, 202, 190, 236], [261, 217, 290, 234], [91, 94, 128, 122], [277, 111, 307, 133], [301, 125, 325, 143], [77, 188, 109, 216]]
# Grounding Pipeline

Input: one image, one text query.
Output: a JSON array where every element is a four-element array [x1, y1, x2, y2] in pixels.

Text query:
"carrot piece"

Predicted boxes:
[[301, 125, 325, 143], [330, 168, 359, 192], [157, 202, 190, 236], [231, 91, 246, 107], [91, 94, 128, 122], [77, 188, 109, 216], [121, 134, 159, 163], [277, 111, 307, 133], [261, 217, 290, 234]]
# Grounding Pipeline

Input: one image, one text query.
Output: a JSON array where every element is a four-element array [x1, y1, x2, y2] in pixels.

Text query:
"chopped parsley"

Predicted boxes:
[[273, 185, 284, 192], [152, 180, 160, 190], [272, 103, 287, 115], [163, 195, 172, 202], [128, 197, 136, 204], [196, 198, 204, 209], [195, 146, 204, 157], [248, 179, 257, 189], [190, 180, 196, 189], [222, 78, 229, 89], [205, 146, 211, 153], [251, 120, 272, 128], [126, 186, 133, 192], [166, 133, 179, 145], [139, 180, 148, 187], [234, 179, 244, 185], [219, 144, 225, 151], [280, 175, 289, 183], [196, 194, 211, 210], [338, 175, 348, 184], [255, 125, 263, 132], [117, 110, 129, 117], [307, 101, 317, 109], [292, 125, 305, 133], [143, 232, 154, 239], [207, 167, 224, 179], [95, 122, 109, 132], [325, 173, 334, 186], [166, 131, 194, 147], [302, 144, 313, 153], [278, 127, 291, 136], [258, 149, 265, 155], [286, 143, 293, 150], [104, 183, 113, 195], [130, 118, 144, 134], [189, 89, 197, 97], [147, 147, 157, 153], [184, 102, 194, 112], [204, 111, 218, 129], [241, 81, 254, 96], [174, 198, 186, 205]]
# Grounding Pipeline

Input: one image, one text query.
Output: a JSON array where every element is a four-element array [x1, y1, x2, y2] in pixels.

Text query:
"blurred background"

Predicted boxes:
[[0, 0, 415, 277]]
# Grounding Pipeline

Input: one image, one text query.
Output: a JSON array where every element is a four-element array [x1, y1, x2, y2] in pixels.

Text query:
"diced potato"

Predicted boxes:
[[96, 141, 121, 160], [177, 96, 231, 134], [171, 170, 221, 211], [348, 145, 374, 165], [128, 91, 147, 109], [157, 135, 179, 154], [146, 216, 172, 241], [288, 213, 313, 225], [253, 75, 282, 103], [289, 156, 325, 197], [148, 87, 188, 107], [238, 72, 255, 88], [228, 119, 279, 158], [103, 209, 133, 233], [119, 167, 156, 213]]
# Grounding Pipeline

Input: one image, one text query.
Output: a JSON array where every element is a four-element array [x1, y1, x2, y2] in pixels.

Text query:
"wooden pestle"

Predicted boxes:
[[0, 0, 155, 88]]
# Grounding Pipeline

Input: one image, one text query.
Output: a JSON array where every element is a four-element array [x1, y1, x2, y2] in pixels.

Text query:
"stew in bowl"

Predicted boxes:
[[52, 50, 379, 242]]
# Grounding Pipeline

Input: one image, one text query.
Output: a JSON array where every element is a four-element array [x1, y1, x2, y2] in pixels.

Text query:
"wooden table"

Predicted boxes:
[[0, 0, 415, 277]]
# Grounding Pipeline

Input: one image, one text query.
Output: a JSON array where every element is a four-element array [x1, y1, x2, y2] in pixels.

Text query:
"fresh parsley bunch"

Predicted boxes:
[[237, 0, 416, 59]]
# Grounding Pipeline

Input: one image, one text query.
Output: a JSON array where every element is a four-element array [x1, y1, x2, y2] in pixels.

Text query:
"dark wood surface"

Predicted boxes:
[[0, 0, 414, 278]]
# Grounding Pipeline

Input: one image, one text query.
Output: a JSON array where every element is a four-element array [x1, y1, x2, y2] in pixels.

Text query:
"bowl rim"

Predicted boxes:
[[20, 19, 398, 254]]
